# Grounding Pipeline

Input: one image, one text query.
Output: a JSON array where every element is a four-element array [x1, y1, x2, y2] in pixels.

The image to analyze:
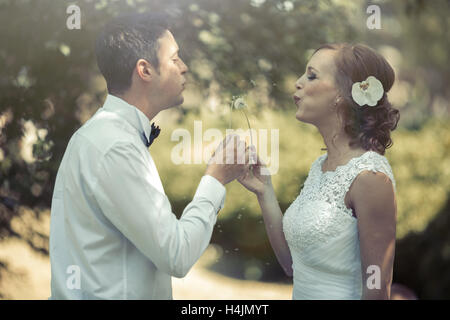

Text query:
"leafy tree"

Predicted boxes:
[[0, 0, 449, 298]]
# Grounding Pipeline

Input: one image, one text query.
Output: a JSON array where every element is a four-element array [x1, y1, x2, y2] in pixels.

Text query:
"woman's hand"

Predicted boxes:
[[238, 148, 293, 277], [238, 150, 273, 197]]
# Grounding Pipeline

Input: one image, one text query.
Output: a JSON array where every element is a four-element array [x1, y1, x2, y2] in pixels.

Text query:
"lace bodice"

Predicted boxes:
[[282, 150, 395, 299]]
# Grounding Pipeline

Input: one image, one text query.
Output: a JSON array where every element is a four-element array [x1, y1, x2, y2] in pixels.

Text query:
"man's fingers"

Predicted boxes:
[[243, 145, 258, 165], [248, 145, 258, 165], [255, 153, 266, 167], [212, 134, 236, 164], [238, 170, 248, 182], [214, 135, 259, 166], [236, 140, 246, 164], [224, 133, 238, 148]]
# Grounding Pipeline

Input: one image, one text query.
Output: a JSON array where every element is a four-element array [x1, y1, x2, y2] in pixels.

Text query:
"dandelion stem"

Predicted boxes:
[[242, 109, 253, 147], [229, 103, 232, 129]]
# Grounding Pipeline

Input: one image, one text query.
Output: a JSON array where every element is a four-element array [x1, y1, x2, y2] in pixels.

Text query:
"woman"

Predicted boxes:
[[239, 43, 400, 299]]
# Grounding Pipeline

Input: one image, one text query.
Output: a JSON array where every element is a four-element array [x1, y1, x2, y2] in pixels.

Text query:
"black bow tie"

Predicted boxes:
[[143, 122, 161, 147]]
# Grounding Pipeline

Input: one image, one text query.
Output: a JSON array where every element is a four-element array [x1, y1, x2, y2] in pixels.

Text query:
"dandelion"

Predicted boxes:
[[230, 96, 253, 148]]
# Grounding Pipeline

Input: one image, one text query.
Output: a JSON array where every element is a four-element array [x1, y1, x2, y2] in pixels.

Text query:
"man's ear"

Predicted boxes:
[[135, 59, 155, 83]]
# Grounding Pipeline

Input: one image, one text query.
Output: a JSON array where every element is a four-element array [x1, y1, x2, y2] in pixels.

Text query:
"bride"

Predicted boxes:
[[239, 43, 400, 300]]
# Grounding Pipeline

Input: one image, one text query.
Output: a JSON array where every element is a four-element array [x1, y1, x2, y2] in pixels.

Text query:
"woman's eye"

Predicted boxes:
[[307, 73, 316, 80]]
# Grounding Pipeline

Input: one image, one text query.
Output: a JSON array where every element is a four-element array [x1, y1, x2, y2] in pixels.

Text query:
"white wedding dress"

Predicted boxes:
[[282, 151, 395, 300]]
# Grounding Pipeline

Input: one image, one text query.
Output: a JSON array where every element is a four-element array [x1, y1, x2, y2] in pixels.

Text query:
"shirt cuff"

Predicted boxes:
[[194, 175, 226, 213]]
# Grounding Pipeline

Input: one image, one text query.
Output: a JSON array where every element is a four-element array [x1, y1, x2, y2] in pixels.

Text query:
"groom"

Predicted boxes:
[[49, 13, 249, 299]]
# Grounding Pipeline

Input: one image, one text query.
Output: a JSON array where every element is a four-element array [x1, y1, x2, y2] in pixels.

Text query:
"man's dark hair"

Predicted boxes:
[[95, 12, 170, 95]]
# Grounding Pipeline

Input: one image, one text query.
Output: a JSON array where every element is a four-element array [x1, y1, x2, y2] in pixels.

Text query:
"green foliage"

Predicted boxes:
[[0, 0, 449, 296], [152, 106, 450, 287], [150, 107, 450, 290], [0, 0, 354, 208], [389, 119, 450, 238], [155, 109, 450, 240]]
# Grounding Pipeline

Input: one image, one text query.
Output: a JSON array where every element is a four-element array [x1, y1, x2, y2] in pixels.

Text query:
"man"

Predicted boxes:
[[49, 13, 249, 299]]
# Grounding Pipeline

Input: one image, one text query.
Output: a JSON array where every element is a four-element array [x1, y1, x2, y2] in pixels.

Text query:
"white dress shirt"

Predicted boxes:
[[49, 94, 225, 300]]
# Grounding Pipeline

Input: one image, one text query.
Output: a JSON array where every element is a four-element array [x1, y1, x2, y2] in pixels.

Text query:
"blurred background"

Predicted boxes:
[[0, 0, 449, 299]]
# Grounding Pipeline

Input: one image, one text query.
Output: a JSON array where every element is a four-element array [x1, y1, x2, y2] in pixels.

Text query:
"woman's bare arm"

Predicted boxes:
[[350, 171, 397, 300], [257, 188, 293, 277]]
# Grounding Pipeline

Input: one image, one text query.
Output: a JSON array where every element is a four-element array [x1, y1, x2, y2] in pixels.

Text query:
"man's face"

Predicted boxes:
[[153, 30, 188, 109]]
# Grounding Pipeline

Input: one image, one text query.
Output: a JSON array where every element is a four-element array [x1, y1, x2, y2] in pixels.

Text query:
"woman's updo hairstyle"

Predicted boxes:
[[314, 43, 400, 155]]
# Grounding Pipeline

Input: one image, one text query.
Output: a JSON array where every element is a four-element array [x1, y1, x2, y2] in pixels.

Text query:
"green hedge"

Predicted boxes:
[[151, 108, 450, 288]]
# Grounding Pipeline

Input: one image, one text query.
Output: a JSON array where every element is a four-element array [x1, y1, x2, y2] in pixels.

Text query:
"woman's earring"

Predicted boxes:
[[334, 97, 341, 108]]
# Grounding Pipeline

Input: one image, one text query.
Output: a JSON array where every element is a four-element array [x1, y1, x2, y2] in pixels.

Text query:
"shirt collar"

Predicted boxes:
[[102, 94, 153, 146]]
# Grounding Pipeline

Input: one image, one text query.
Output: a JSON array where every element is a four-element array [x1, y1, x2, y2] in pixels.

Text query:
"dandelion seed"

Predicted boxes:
[[233, 97, 247, 110]]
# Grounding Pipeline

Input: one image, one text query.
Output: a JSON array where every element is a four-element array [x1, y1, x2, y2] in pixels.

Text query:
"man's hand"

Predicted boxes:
[[205, 134, 251, 185]]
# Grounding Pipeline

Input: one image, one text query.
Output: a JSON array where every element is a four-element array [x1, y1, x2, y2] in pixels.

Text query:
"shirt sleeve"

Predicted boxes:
[[92, 142, 226, 278]]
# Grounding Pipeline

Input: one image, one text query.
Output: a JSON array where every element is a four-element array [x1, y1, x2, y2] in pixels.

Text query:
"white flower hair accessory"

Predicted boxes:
[[351, 76, 384, 107]]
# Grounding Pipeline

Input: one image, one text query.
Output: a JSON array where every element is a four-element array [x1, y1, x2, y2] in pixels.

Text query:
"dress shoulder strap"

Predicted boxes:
[[346, 151, 396, 191], [321, 151, 396, 217]]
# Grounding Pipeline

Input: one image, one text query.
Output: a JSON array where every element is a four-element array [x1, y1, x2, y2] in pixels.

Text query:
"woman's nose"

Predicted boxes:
[[295, 80, 303, 90]]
